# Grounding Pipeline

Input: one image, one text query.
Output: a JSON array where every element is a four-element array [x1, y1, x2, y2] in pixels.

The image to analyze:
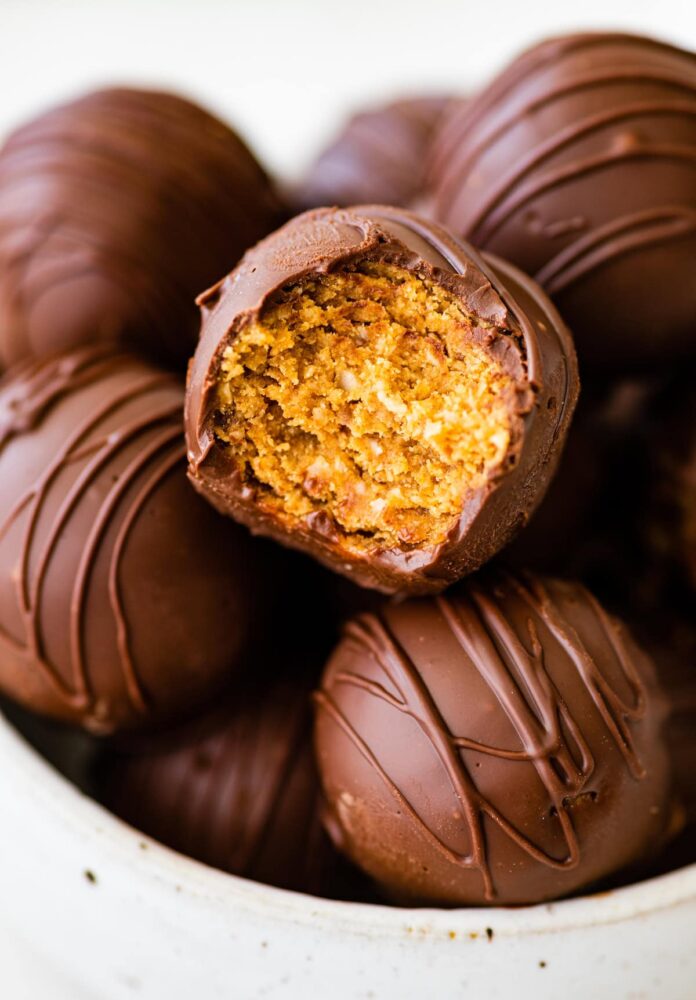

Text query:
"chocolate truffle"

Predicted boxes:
[[186, 206, 578, 595], [0, 347, 268, 734], [314, 571, 672, 906], [297, 96, 454, 210], [427, 33, 696, 369], [98, 683, 333, 893], [0, 87, 283, 370]]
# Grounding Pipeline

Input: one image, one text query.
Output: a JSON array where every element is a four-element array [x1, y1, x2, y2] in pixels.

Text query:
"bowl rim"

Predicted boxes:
[[2, 707, 694, 943]]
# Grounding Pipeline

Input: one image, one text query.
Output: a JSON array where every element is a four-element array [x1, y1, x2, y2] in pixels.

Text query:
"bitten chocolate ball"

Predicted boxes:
[[186, 206, 578, 595], [427, 33, 696, 369], [0, 347, 269, 734], [314, 571, 672, 906], [0, 87, 284, 369], [296, 96, 455, 211], [98, 683, 334, 893]]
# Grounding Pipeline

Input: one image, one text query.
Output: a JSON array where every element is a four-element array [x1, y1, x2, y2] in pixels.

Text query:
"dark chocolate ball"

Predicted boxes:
[[427, 33, 696, 369], [314, 571, 672, 906], [0, 347, 270, 734], [186, 205, 578, 595], [0, 87, 284, 369], [296, 96, 455, 211], [97, 683, 336, 893]]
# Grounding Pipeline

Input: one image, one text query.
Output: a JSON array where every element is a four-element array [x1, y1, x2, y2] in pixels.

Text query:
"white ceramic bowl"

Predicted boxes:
[[0, 709, 694, 1000]]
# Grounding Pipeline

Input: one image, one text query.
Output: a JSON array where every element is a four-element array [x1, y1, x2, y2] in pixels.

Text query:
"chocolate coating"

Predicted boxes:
[[0, 87, 283, 369], [507, 376, 694, 621], [0, 347, 268, 733], [315, 571, 672, 906], [505, 378, 657, 576], [297, 96, 455, 210], [644, 377, 696, 591], [98, 683, 335, 893], [427, 33, 696, 369], [186, 205, 578, 595]]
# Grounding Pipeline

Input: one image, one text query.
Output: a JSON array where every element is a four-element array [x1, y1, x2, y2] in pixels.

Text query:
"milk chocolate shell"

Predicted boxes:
[[314, 571, 672, 906], [0, 347, 268, 733], [427, 33, 696, 369], [98, 683, 334, 893], [0, 87, 283, 369], [297, 96, 454, 210], [186, 206, 578, 595]]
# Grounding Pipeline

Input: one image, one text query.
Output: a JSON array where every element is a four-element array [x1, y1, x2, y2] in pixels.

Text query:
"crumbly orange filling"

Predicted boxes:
[[214, 262, 516, 552]]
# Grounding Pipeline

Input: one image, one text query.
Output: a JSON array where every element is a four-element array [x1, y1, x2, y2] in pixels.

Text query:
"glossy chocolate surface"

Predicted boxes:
[[186, 206, 578, 594], [315, 571, 672, 906], [99, 683, 335, 892], [0, 347, 268, 733], [297, 96, 454, 210], [428, 33, 696, 369], [0, 87, 283, 369]]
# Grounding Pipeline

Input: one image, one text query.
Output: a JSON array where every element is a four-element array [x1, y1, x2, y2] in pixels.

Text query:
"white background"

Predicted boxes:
[[1, 1, 695, 180]]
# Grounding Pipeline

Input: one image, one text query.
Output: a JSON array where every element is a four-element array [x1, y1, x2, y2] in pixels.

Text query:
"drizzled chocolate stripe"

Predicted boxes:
[[537, 206, 696, 293], [0, 352, 185, 721], [468, 124, 696, 246], [316, 572, 649, 901], [438, 93, 696, 226], [99, 685, 328, 892], [429, 33, 694, 174], [0, 346, 269, 733], [427, 32, 696, 369], [0, 87, 283, 369]]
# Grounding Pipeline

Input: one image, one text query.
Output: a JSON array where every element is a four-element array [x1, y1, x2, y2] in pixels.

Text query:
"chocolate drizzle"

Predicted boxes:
[[0, 353, 182, 721], [535, 206, 696, 294], [0, 87, 284, 370], [315, 571, 669, 905], [99, 684, 333, 893], [427, 33, 696, 368], [0, 348, 266, 733]]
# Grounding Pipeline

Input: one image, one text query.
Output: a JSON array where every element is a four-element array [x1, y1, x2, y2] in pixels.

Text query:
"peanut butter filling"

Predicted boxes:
[[214, 262, 518, 552]]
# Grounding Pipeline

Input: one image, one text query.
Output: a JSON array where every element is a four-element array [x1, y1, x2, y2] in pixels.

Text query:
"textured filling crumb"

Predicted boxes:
[[214, 262, 517, 552]]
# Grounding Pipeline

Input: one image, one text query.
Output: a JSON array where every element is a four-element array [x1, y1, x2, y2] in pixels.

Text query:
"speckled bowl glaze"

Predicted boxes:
[[0, 709, 694, 1000]]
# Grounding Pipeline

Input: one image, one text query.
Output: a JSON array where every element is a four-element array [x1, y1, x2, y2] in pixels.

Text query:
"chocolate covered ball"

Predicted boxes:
[[427, 33, 696, 369], [186, 205, 578, 595], [297, 96, 455, 211], [0, 87, 284, 369], [0, 347, 269, 734], [314, 571, 672, 906], [98, 683, 334, 893]]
